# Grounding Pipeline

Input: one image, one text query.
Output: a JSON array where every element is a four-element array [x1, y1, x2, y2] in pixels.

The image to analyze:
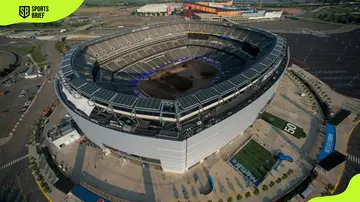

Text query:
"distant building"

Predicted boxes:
[[184, 0, 283, 20], [48, 119, 81, 149], [136, 4, 172, 16]]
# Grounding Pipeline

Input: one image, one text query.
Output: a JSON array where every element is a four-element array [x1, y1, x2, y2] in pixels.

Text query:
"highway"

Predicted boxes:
[[0, 41, 61, 202]]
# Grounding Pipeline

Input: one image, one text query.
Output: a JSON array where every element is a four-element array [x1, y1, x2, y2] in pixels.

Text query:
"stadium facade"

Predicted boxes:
[[55, 21, 289, 173]]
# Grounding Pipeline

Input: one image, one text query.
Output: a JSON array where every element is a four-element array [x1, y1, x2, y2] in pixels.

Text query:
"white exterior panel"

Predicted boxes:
[[62, 101, 187, 172], [58, 71, 283, 173], [186, 72, 282, 168]]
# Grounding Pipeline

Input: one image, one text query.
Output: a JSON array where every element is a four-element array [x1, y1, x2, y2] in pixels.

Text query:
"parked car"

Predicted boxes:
[[41, 108, 51, 115], [19, 107, 27, 113], [24, 101, 32, 107]]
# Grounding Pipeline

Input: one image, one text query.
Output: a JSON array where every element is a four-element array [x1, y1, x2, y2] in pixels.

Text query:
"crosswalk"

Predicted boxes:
[[347, 154, 360, 165], [0, 155, 29, 170]]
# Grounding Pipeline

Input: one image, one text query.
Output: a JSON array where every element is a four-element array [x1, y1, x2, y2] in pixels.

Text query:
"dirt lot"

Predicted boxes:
[[138, 60, 219, 100], [0, 51, 16, 72]]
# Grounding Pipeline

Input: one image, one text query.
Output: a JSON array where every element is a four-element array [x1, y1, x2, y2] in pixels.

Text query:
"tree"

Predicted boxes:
[[157, 12, 160, 16], [254, 188, 260, 196], [130, 11, 136, 16], [208, 200, 213, 202], [269, 181, 275, 187], [327, 184, 335, 191], [43, 185, 50, 192], [262, 185, 269, 191], [276, 177, 282, 183], [236, 194, 242, 200], [245, 192, 251, 198], [282, 173, 288, 180], [219, 200, 224, 202], [227, 196, 233, 202]]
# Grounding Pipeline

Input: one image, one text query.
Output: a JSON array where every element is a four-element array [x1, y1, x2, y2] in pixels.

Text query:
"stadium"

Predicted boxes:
[[55, 21, 289, 173]]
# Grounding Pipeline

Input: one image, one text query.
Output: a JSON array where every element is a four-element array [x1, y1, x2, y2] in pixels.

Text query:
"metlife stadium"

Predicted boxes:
[[55, 20, 289, 173]]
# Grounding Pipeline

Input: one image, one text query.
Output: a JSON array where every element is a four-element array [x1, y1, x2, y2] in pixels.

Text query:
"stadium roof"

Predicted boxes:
[[58, 21, 286, 117]]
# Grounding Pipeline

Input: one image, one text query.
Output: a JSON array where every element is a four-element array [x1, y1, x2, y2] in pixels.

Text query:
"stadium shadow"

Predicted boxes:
[[141, 163, 156, 202], [71, 145, 158, 201], [280, 94, 317, 119], [81, 168, 156, 202], [280, 94, 322, 156], [71, 143, 87, 184]]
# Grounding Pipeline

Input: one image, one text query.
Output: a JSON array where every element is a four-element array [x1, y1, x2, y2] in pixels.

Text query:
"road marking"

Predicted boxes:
[[0, 155, 29, 170], [347, 154, 360, 165], [17, 176, 28, 202]]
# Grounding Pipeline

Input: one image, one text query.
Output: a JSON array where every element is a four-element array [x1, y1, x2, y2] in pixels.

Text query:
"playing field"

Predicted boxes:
[[230, 140, 277, 186], [260, 111, 307, 139], [138, 60, 219, 100]]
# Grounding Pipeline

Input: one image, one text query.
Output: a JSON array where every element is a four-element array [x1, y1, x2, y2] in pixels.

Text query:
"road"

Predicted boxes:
[[0, 41, 61, 202], [335, 122, 360, 195]]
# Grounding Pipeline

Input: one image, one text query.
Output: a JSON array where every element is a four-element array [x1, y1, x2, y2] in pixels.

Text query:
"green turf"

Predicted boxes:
[[55, 41, 67, 54], [233, 140, 277, 180], [260, 112, 307, 139]]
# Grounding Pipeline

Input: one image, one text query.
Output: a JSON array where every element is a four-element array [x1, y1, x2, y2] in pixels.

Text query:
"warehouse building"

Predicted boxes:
[[136, 4, 172, 16]]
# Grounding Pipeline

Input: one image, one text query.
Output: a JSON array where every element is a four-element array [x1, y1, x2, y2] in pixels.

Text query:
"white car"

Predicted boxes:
[[24, 101, 32, 107]]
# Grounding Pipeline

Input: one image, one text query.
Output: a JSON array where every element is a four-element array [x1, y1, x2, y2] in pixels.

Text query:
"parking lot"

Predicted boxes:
[[0, 74, 43, 139]]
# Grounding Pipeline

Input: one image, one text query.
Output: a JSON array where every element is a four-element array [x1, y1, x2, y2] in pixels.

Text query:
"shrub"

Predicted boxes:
[[254, 188, 260, 195], [227, 197, 233, 202], [245, 192, 251, 198], [236, 194, 242, 200], [327, 184, 335, 191], [262, 185, 269, 191]]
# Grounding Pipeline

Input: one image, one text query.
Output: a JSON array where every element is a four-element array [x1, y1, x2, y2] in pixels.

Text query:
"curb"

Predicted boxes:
[[35, 179, 53, 202]]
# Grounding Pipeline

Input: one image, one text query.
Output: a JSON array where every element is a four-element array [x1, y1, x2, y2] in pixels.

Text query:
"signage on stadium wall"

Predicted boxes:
[[132, 26, 149, 33], [318, 123, 336, 161], [230, 158, 260, 185]]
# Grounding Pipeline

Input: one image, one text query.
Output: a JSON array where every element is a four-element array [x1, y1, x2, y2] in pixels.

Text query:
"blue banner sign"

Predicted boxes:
[[318, 123, 336, 161], [230, 158, 260, 185]]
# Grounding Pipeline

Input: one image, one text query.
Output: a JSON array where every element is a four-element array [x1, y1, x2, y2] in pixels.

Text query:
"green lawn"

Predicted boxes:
[[8, 45, 45, 63], [232, 140, 277, 182], [260, 112, 307, 139], [55, 41, 67, 54]]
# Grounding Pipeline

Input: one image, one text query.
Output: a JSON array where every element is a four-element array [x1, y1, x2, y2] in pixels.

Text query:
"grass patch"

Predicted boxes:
[[7, 45, 44, 63], [230, 140, 277, 186], [260, 112, 307, 139], [55, 41, 67, 54]]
